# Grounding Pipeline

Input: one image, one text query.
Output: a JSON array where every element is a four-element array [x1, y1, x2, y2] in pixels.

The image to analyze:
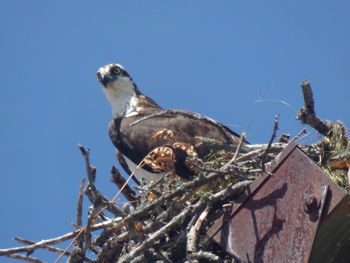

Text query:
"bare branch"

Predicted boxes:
[[188, 251, 221, 263], [296, 80, 332, 136], [13, 237, 96, 263], [290, 128, 307, 143], [82, 226, 92, 259], [77, 145, 95, 185], [110, 166, 138, 205], [221, 132, 247, 170], [186, 206, 210, 252], [195, 136, 249, 153], [14, 238, 63, 258], [77, 179, 85, 228], [84, 186, 126, 218], [116, 151, 140, 184], [0, 233, 77, 256], [0, 218, 121, 257], [261, 115, 279, 172], [78, 144, 126, 218], [4, 253, 46, 263]]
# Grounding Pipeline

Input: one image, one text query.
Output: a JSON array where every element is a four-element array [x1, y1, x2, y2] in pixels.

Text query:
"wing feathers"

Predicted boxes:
[[109, 110, 244, 179]]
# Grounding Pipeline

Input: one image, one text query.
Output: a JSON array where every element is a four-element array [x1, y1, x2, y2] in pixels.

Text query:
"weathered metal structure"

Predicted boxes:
[[208, 142, 350, 263]]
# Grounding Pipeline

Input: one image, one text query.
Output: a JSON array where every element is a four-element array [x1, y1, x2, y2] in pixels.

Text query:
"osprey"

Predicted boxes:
[[97, 63, 245, 184]]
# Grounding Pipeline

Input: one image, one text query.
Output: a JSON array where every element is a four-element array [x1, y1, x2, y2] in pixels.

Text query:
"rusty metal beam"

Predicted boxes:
[[208, 142, 350, 263]]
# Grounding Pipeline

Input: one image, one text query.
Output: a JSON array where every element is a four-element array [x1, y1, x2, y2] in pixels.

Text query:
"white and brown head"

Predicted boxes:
[[97, 64, 161, 118]]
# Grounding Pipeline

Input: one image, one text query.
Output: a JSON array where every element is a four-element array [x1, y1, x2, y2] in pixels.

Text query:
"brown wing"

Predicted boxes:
[[109, 110, 244, 179]]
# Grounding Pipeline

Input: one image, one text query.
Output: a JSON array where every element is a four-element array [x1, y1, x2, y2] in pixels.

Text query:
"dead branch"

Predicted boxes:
[[116, 151, 140, 184], [4, 253, 46, 263], [82, 208, 95, 256], [76, 179, 85, 228], [290, 128, 308, 143], [0, 232, 79, 256], [110, 165, 138, 205], [296, 80, 333, 136], [13, 238, 67, 258], [13, 237, 95, 263], [261, 115, 279, 172], [66, 179, 86, 263], [0, 218, 121, 257], [195, 136, 249, 153], [78, 145, 126, 218], [187, 251, 221, 263], [84, 185, 126, 218], [221, 132, 246, 170], [78, 145, 96, 185], [186, 206, 210, 252]]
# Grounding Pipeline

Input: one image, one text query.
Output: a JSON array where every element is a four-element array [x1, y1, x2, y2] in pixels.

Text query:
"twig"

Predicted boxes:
[[0, 218, 121, 256], [4, 253, 46, 263], [13, 237, 95, 263], [116, 151, 140, 184], [110, 165, 138, 205], [84, 185, 126, 218], [261, 115, 279, 172], [76, 179, 85, 228], [95, 231, 129, 262], [128, 255, 147, 263], [188, 251, 221, 263], [13, 237, 68, 257], [82, 207, 95, 256], [78, 145, 126, 218], [232, 132, 247, 160], [209, 180, 252, 203], [296, 80, 332, 136], [195, 136, 248, 153], [221, 132, 246, 170], [186, 206, 210, 252], [290, 128, 307, 143], [236, 143, 285, 162], [78, 145, 95, 185], [0, 233, 78, 256], [244, 143, 285, 151]]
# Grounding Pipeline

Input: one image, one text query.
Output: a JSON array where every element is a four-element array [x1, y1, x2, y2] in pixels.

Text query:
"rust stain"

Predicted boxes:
[[208, 142, 350, 263]]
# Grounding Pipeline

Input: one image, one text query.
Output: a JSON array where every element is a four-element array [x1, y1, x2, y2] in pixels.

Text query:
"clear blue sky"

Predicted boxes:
[[1, 1, 349, 262]]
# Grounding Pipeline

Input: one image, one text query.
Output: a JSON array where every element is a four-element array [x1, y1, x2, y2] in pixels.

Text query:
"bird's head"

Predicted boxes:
[[97, 63, 140, 118], [97, 63, 161, 118], [97, 63, 138, 98]]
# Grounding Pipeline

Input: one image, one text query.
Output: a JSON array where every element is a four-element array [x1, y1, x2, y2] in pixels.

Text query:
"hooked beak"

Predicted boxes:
[[96, 71, 108, 88]]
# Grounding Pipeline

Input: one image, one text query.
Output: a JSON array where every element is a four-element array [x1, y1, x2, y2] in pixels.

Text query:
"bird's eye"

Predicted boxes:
[[111, 67, 122, 75]]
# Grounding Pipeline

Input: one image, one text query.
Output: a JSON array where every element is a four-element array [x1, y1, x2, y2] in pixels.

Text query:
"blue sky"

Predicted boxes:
[[1, 1, 349, 262]]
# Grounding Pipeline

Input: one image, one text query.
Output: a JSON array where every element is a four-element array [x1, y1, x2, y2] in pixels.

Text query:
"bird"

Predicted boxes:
[[97, 63, 245, 184]]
